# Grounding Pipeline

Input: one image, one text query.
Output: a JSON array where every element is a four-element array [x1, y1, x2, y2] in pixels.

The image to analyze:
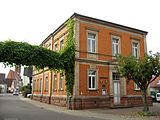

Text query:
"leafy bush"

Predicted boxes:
[[138, 111, 155, 116], [20, 85, 31, 97]]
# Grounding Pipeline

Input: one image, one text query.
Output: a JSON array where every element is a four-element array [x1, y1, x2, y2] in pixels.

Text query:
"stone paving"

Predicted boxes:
[[19, 96, 160, 120]]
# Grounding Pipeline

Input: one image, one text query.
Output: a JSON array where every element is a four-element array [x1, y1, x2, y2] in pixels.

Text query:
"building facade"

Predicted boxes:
[[32, 13, 152, 109]]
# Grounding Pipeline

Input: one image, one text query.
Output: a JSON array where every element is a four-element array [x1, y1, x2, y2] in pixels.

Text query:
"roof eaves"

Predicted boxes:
[[73, 13, 148, 35], [40, 13, 148, 45]]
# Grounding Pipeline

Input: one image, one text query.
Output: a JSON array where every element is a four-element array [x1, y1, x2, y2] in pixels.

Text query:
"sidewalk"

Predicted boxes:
[[19, 96, 160, 120]]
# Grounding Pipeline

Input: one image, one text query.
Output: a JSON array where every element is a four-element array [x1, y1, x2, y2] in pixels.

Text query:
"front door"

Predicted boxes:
[[113, 81, 120, 104], [112, 72, 121, 104]]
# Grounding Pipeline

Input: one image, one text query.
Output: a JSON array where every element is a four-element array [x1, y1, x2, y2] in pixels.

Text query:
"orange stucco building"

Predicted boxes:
[[32, 13, 152, 109]]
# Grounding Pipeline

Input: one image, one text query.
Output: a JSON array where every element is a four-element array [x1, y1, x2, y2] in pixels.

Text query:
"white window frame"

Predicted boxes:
[[132, 40, 140, 58], [134, 83, 140, 91], [112, 35, 120, 56], [112, 72, 120, 81], [87, 32, 97, 53], [88, 69, 97, 90]]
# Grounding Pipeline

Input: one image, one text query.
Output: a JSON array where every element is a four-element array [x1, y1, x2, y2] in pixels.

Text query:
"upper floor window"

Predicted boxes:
[[88, 70, 96, 90], [132, 42, 139, 58], [60, 39, 64, 50], [54, 43, 58, 51], [88, 33, 96, 53], [112, 36, 120, 56]]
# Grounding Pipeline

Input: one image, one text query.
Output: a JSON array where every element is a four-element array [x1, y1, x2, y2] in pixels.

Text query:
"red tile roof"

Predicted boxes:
[[150, 76, 160, 88]]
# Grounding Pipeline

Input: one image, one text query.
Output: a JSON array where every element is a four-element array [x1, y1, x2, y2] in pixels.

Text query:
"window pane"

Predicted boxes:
[[132, 42, 139, 58], [112, 38, 119, 55], [88, 39, 91, 52], [88, 70, 96, 89], [60, 40, 64, 49], [92, 77, 95, 88], [92, 40, 95, 52], [113, 73, 120, 80], [89, 77, 91, 88], [88, 33, 95, 39], [53, 74, 57, 90], [88, 33, 96, 53]]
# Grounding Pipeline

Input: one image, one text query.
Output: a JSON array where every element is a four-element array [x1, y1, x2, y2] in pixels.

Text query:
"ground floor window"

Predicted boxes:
[[88, 70, 96, 90]]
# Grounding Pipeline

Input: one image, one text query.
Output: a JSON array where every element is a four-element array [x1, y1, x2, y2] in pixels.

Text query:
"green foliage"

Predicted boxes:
[[117, 53, 160, 91], [117, 53, 160, 112], [0, 19, 75, 96], [20, 85, 31, 97], [138, 111, 155, 116], [0, 40, 60, 69], [61, 19, 75, 96]]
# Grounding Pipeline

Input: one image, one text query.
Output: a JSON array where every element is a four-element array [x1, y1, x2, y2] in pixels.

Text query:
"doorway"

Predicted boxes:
[[112, 72, 121, 104]]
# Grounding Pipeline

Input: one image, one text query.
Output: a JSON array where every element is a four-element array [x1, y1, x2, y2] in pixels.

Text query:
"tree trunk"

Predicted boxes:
[[141, 90, 149, 112]]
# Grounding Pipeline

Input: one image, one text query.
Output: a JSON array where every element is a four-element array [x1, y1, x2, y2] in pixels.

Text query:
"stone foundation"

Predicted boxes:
[[50, 96, 67, 107], [32, 95, 153, 110]]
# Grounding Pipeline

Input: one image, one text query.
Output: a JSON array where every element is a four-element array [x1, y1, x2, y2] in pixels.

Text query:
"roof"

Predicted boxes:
[[150, 76, 160, 88], [6, 70, 21, 87], [6, 70, 21, 81], [6, 70, 16, 80], [41, 13, 148, 45]]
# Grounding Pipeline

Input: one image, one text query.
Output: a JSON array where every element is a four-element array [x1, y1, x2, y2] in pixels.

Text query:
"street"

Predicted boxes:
[[0, 94, 103, 120]]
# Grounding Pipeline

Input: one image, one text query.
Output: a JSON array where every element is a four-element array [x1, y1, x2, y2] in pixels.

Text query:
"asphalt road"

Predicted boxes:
[[0, 94, 103, 120]]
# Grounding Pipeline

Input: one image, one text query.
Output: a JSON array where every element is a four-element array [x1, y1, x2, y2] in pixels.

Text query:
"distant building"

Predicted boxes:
[[150, 76, 160, 93], [0, 73, 7, 93], [23, 67, 33, 86], [6, 69, 21, 93]]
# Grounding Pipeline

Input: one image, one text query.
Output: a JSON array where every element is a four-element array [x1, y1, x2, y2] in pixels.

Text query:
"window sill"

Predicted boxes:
[[88, 89, 98, 91], [134, 89, 141, 91]]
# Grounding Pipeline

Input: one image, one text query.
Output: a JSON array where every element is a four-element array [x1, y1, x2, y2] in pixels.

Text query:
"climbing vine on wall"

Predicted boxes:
[[0, 19, 75, 96]]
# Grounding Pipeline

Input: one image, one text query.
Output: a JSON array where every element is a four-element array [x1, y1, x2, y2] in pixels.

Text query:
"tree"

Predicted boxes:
[[117, 53, 160, 112], [0, 19, 75, 101]]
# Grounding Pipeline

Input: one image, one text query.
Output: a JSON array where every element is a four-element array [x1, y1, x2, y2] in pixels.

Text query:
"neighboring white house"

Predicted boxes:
[[0, 73, 7, 93]]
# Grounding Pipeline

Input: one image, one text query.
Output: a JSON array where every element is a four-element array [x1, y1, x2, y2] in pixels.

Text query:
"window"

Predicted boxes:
[[60, 39, 64, 49], [54, 43, 58, 51], [112, 72, 120, 81], [135, 83, 140, 90], [88, 33, 96, 53], [36, 79, 38, 92], [33, 80, 36, 92], [59, 72, 64, 90], [53, 73, 57, 91], [112, 37, 120, 56], [88, 70, 96, 89], [45, 76, 49, 92], [40, 78, 42, 92], [37, 79, 40, 92], [132, 42, 139, 58]]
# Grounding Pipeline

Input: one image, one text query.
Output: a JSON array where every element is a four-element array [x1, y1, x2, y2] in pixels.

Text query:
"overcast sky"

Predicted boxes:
[[0, 0, 159, 75]]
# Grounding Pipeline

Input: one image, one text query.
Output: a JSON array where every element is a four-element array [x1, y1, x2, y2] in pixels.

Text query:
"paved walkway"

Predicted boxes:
[[19, 96, 160, 120]]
